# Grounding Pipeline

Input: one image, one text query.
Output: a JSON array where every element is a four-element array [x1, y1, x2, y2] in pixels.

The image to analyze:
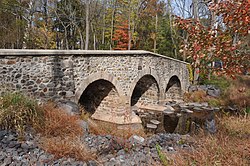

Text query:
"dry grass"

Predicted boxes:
[[40, 136, 96, 161], [35, 102, 83, 138], [35, 102, 95, 161], [184, 90, 207, 103], [224, 81, 250, 112], [88, 119, 145, 139], [169, 115, 250, 166], [220, 115, 250, 137]]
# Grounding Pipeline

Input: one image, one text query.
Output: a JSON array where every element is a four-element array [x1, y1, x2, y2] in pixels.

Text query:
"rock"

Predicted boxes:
[[3, 157, 12, 165], [163, 110, 174, 115], [207, 89, 221, 97], [213, 107, 220, 112], [129, 135, 145, 145], [189, 102, 203, 107], [188, 85, 198, 92], [176, 113, 182, 117], [179, 104, 189, 109], [200, 102, 209, 107], [168, 147, 175, 152], [164, 105, 175, 112], [131, 105, 138, 111], [57, 100, 80, 115], [146, 124, 157, 129], [87, 160, 97, 166], [193, 107, 203, 112], [181, 109, 193, 114], [21, 143, 30, 150], [0, 130, 7, 139], [205, 119, 217, 134], [8, 141, 20, 148], [150, 120, 160, 125], [78, 120, 89, 134]]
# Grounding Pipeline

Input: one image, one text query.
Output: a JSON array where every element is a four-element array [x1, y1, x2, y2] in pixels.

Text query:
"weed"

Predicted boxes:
[[207, 98, 222, 107], [156, 144, 170, 166], [0, 92, 43, 137]]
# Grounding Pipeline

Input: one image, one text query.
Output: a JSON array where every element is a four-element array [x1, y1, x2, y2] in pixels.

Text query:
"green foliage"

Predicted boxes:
[[246, 107, 250, 114], [187, 64, 194, 83], [156, 144, 169, 166], [208, 98, 221, 107], [0, 92, 43, 136], [201, 76, 230, 94]]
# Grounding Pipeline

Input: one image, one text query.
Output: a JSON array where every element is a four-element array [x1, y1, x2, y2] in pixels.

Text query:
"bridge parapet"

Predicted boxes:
[[0, 49, 190, 124]]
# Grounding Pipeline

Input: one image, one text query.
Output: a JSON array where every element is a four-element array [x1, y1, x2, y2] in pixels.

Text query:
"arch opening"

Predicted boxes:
[[79, 79, 119, 114], [165, 75, 182, 100], [131, 75, 160, 106]]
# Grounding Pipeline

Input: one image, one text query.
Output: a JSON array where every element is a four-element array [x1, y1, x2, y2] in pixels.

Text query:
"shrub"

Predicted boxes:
[[35, 102, 83, 138], [0, 92, 43, 136]]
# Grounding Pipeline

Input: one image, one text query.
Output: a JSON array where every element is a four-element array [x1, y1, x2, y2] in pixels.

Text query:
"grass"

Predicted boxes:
[[88, 118, 145, 139], [173, 75, 250, 165], [35, 102, 83, 137], [156, 144, 169, 166], [40, 136, 96, 161], [201, 75, 230, 93], [186, 75, 250, 114], [0, 92, 43, 137], [0, 93, 94, 161], [184, 90, 207, 103], [37, 102, 95, 161], [168, 115, 250, 166]]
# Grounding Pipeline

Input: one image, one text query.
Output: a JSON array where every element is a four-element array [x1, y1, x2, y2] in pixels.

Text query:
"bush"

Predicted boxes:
[[35, 102, 83, 138], [0, 92, 43, 136]]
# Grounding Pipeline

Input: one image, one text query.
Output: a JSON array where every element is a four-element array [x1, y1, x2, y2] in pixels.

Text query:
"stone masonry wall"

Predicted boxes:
[[0, 56, 75, 101], [0, 50, 190, 124]]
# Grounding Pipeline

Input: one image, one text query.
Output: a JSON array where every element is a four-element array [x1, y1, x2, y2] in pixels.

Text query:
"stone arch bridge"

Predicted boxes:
[[0, 50, 190, 124]]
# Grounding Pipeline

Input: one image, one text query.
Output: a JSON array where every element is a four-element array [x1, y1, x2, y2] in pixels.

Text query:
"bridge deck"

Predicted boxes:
[[0, 49, 188, 64]]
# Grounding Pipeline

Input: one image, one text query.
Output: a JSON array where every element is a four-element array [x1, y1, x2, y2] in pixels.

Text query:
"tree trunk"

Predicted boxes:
[[193, 0, 199, 84], [85, 0, 90, 50], [128, 0, 131, 50], [102, 13, 105, 45], [153, 14, 158, 53], [167, 0, 177, 58]]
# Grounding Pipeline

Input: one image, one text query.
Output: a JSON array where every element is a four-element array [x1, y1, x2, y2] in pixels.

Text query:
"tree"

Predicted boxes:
[[175, 0, 250, 79]]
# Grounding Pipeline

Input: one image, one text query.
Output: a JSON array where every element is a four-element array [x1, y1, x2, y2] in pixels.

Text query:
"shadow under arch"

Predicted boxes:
[[165, 75, 182, 100], [78, 79, 119, 114], [75, 72, 124, 102], [130, 74, 160, 106]]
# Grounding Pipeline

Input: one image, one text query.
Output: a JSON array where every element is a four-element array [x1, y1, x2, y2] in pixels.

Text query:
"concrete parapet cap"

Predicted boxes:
[[0, 49, 189, 64]]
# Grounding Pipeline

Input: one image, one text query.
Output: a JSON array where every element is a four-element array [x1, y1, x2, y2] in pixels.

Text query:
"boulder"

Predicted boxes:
[[57, 100, 80, 116], [129, 135, 145, 145]]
